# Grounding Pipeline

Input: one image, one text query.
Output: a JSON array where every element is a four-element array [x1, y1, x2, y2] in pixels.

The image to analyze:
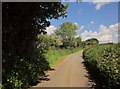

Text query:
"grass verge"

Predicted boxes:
[[45, 47, 82, 67]]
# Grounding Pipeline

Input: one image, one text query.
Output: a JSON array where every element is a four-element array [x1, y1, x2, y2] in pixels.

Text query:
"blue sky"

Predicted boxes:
[[46, 2, 119, 43]]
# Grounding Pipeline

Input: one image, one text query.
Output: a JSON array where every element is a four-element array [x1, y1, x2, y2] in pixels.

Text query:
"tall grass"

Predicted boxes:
[[45, 47, 82, 67]]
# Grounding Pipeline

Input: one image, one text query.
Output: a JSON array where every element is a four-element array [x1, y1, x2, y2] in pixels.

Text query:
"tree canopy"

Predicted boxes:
[[84, 38, 99, 45], [75, 36, 82, 46], [55, 22, 78, 40], [2, 2, 68, 88], [54, 22, 78, 48]]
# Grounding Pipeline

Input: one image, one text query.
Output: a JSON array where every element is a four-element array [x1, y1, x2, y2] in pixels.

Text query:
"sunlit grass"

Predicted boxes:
[[45, 47, 82, 67]]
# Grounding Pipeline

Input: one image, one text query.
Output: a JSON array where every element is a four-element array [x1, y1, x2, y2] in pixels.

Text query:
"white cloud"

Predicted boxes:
[[79, 26, 85, 30], [92, 0, 112, 10], [46, 26, 56, 35], [80, 22, 120, 43], [90, 21, 94, 24], [83, 0, 119, 2], [93, 2, 110, 10], [92, 0, 112, 2], [74, 22, 78, 25], [89, 0, 119, 10]]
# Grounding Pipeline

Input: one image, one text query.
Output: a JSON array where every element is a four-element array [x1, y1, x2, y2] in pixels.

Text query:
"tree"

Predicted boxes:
[[55, 22, 78, 39], [55, 22, 78, 48], [2, 2, 68, 88], [84, 38, 99, 45], [75, 36, 82, 47]]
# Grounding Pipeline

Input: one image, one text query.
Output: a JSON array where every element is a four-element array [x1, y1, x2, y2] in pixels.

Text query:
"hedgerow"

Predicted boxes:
[[83, 43, 120, 88]]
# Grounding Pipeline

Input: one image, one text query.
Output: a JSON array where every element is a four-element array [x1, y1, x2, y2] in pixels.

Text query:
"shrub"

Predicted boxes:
[[83, 43, 120, 88]]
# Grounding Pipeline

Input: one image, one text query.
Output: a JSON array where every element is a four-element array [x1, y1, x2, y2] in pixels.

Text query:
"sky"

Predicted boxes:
[[46, 1, 120, 43]]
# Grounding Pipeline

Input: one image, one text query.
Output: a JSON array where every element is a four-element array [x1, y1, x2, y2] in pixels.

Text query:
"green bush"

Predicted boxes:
[[83, 43, 120, 88], [2, 36, 50, 89]]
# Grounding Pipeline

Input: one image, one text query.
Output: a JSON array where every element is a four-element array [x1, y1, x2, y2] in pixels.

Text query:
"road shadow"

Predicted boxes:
[[38, 75, 50, 81], [30, 68, 55, 87], [38, 68, 56, 82], [82, 61, 108, 89], [48, 68, 56, 71], [29, 80, 41, 86], [29, 75, 50, 86]]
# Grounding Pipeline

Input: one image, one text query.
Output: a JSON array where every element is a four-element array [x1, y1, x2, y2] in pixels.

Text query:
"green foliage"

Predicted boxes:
[[62, 37, 82, 48], [37, 34, 53, 50], [55, 22, 78, 39], [84, 38, 99, 45], [2, 2, 67, 88], [83, 43, 120, 88], [74, 36, 82, 47], [45, 47, 82, 67], [51, 36, 63, 47], [81, 38, 99, 48], [54, 22, 78, 48]]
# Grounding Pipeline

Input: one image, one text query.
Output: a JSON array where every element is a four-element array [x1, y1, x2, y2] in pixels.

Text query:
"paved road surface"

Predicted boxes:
[[32, 50, 94, 87]]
